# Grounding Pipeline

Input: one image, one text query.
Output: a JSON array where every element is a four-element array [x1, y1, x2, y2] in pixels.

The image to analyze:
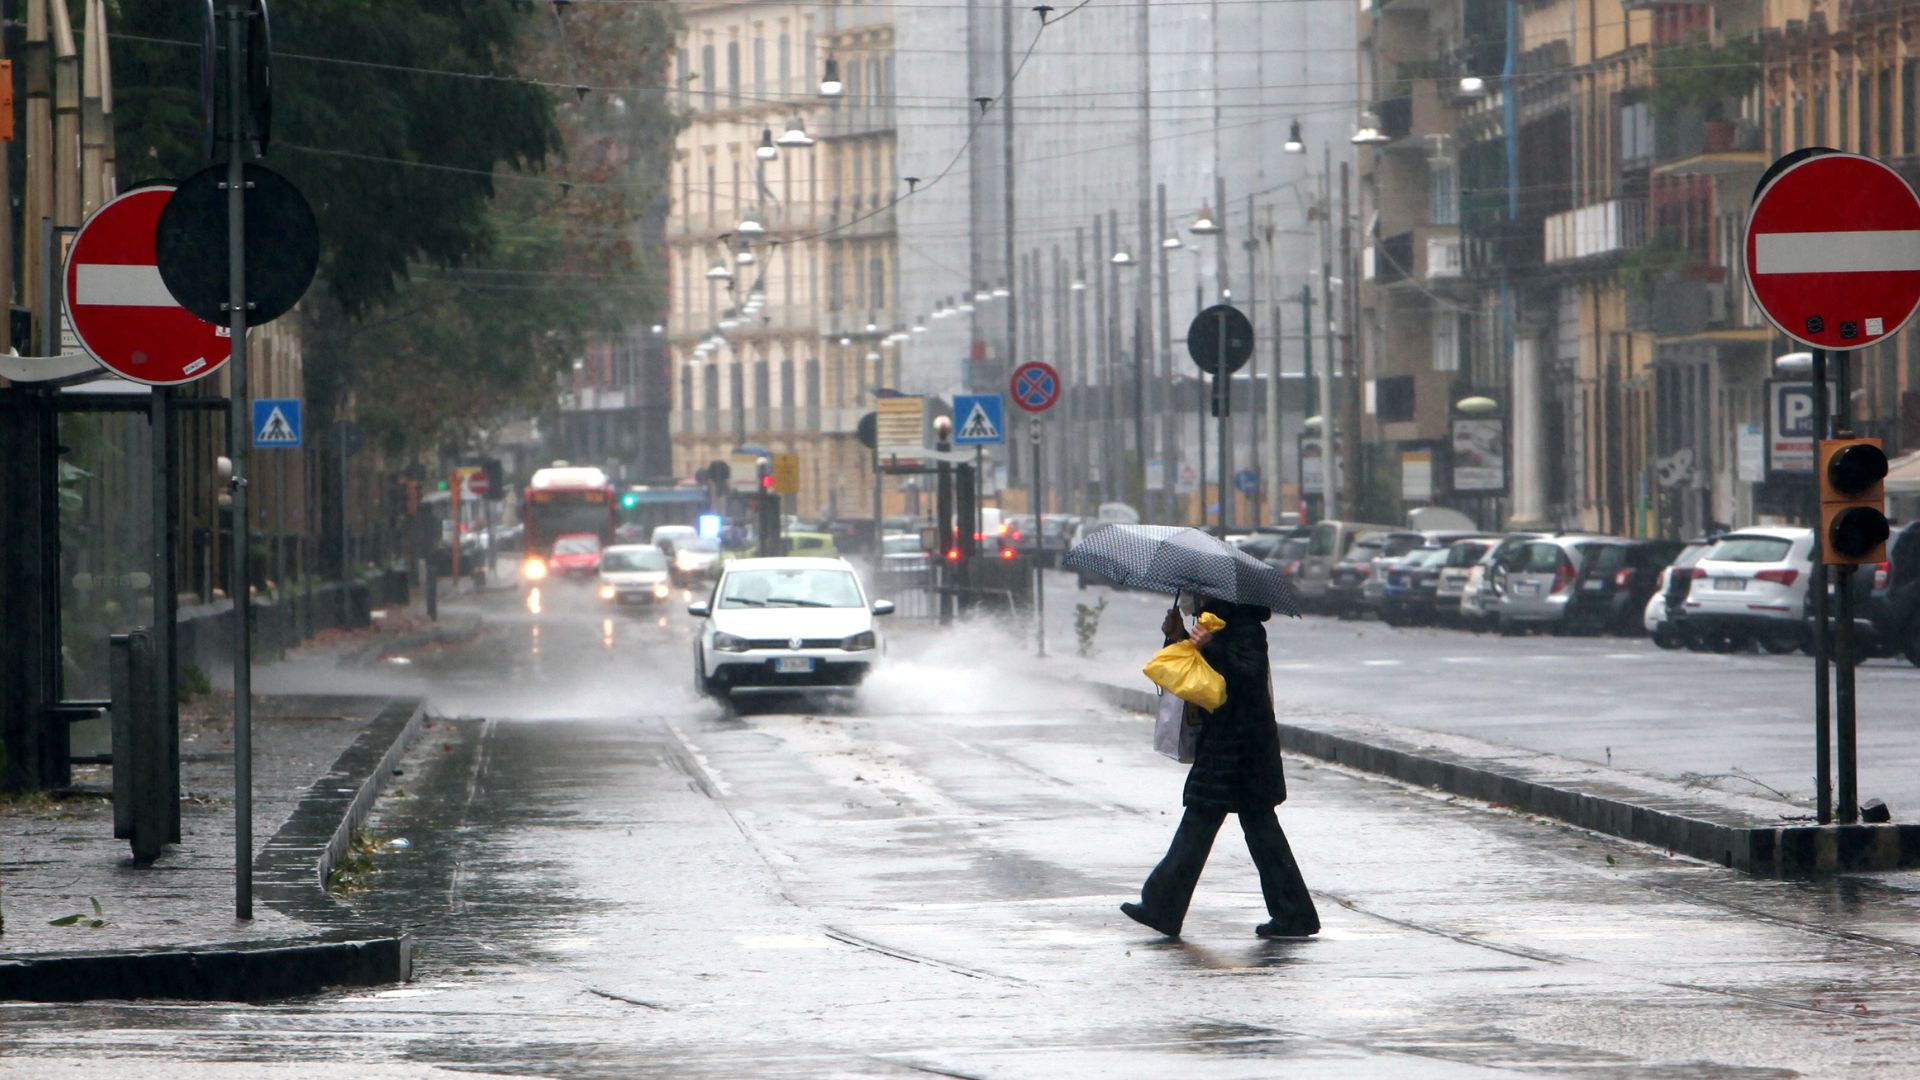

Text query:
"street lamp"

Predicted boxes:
[[734, 240, 755, 266], [1455, 395, 1499, 414], [1457, 76, 1487, 97], [1161, 235, 1183, 250], [705, 263, 734, 281], [756, 128, 778, 162], [819, 57, 843, 98], [1189, 204, 1221, 236], [992, 284, 1011, 299], [1110, 249, 1136, 267], [1283, 120, 1305, 154], [1351, 111, 1391, 146], [777, 118, 815, 148], [737, 217, 766, 238]]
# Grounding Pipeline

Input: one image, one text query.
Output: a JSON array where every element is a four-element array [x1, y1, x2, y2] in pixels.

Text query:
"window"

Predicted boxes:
[[703, 364, 719, 413], [779, 34, 791, 95], [1617, 100, 1652, 173], [1905, 61, 1918, 156], [701, 44, 716, 110], [1880, 68, 1894, 157], [805, 358, 820, 410], [869, 255, 885, 309], [1429, 160, 1458, 225], [867, 58, 881, 107], [753, 37, 766, 98], [1375, 374, 1415, 422], [1838, 80, 1850, 151], [1860, 74, 1871, 153], [854, 260, 866, 313], [754, 359, 770, 411], [1815, 87, 1828, 146], [729, 362, 744, 412], [681, 364, 694, 412], [780, 358, 796, 409], [706, 163, 716, 218], [1792, 93, 1804, 151], [871, 149, 883, 207], [852, 151, 863, 209], [726, 41, 740, 105], [827, 258, 842, 311], [677, 48, 690, 107], [1432, 315, 1459, 372], [804, 27, 816, 88]]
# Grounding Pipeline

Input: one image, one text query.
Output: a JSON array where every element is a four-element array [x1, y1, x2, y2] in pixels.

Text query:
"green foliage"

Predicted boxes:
[[326, 831, 382, 896], [1650, 38, 1761, 119], [1074, 598, 1107, 658], [178, 665, 213, 703], [49, 898, 107, 929]]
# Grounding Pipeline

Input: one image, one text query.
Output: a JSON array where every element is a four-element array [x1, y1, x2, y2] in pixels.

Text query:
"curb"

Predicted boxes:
[[1091, 680, 1920, 878], [0, 698, 424, 1003]]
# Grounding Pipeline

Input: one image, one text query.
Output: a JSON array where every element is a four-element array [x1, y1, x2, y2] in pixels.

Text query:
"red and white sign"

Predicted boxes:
[[1745, 151, 1920, 352], [63, 186, 230, 385], [465, 472, 491, 498]]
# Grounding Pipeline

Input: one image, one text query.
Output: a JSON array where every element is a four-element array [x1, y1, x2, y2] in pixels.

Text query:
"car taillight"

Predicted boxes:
[[1614, 569, 1633, 587], [1000, 547, 1017, 560], [1874, 561, 1890, 591], [1690, 567, 1708, 579], [1284, 560, 1301, 575], [1357, 565, 1371, 578], [1755, 568, 1799, 587], [946, 548, 962, 562], [1551, 562, 1575, 594]]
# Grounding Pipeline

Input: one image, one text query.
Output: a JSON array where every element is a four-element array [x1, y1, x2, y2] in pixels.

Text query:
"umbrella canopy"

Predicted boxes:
[[1063, 524, 1302, 617]]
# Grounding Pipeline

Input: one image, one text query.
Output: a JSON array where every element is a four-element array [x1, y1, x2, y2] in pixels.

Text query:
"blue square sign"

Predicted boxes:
[[253, 398, 302, 448], [952, 394, 1005, 446]]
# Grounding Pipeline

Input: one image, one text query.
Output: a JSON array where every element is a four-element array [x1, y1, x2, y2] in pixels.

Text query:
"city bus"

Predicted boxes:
[[521, 465, 615, 583]]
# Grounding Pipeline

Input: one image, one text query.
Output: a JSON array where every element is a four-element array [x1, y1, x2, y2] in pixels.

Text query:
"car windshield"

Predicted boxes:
[[1447, 542, 1491, 566], [1307, 523, 1340, 557], [676, 538, 719, 555], [719, 568, 864, 608], [1588, 545, 1629, 573], [883, 536, 922, 555], [554, 535, 600, 555], [1517, 542, 1566, 573], [1705, 536, 1794, 563], [1339, 542, 1382, 565], [600, 547, 666, 571]]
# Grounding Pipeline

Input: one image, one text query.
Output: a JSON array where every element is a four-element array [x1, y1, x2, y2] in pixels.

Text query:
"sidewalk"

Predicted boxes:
[[0, 610, 439, 1001]]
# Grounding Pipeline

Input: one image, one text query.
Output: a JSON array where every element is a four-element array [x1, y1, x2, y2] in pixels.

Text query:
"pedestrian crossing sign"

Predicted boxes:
[[253, 398, 302, 448], [952, 393, 1005, 446]]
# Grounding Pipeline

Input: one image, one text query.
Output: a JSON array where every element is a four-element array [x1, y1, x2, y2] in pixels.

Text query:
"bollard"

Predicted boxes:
[[109, 629, 171, 863]]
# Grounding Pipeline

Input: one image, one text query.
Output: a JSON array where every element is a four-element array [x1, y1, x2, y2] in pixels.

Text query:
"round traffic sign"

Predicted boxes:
[[1186, 304, 1254, 374], [1010, 361, 1061, 413], [466, 472, 491, 497], [1745, 150, 1920, 351], [63, 186, 230, 386], [155, 162, 319, 327]]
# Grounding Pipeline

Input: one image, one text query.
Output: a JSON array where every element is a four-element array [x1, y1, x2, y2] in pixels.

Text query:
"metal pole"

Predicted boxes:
[[1001, 0, 1017, 411], [1156, 183, 1174, 522], [150, 385, 180, 843], [1216, 308, 1230, 533], [1810, 347, 1832, 825], [1833, 347, 1858, 824], [1319, 144, 1339, 520], [224, 0, 254, 921], [1339, 160, 1358, 518], [1032, 418, 1045, 657]]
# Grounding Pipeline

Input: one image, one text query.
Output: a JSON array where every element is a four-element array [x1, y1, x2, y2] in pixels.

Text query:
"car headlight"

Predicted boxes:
[[652, 581, 672, 599], [522, 558, 548, 581], [842, 630, 876, 651], [713, 631, 751, 653], [599, 584, 617, 600]]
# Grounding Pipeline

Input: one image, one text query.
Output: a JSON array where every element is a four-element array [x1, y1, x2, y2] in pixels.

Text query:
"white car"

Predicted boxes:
[[690, 557, 893, 700], [596, 544, 673, 606], [1679, 527, 1814, 652]]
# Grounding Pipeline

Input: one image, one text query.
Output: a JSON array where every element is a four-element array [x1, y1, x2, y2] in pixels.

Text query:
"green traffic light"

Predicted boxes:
[[621, 493, 639, 509], [437, 480, 449, 490]]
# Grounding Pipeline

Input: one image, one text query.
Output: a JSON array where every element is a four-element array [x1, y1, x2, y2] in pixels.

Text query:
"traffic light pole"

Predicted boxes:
[[224, 0, 255, 921], [1833, 349, 1858, 824], [1810, 348, 1832, 826]]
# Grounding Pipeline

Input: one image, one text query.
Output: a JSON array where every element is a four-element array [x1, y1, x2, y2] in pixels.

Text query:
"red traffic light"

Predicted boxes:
[[759, 474, 775, 491]]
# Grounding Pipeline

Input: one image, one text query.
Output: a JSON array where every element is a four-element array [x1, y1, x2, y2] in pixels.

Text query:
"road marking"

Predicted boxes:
[[1439, 657, 1483, 664], [1361, 659, 1402, 667]]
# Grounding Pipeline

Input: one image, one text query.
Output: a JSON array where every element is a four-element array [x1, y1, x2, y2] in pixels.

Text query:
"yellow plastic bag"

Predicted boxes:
[[1142, 612, 1227, 711]]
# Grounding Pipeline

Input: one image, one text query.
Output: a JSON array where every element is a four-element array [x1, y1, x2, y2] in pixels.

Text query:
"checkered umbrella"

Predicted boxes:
[[1063, 524, 1302, 618]]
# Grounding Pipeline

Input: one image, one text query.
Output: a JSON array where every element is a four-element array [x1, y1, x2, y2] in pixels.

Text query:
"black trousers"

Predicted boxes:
[[1139, 805, 1318, 933]]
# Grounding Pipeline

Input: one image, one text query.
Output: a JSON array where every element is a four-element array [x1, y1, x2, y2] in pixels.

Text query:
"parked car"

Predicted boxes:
[[1327, 530, 1421, 617], [547, 533, 603, 579], [596, 544, 673, 606], [1677, 527, 1814, 653], [1643, 538, 1717, 648], [1564, 538, 1687, 635], [1432, 538, 1497, 622], [1497, 535, 1627, 634], [1355, 531, 1429, 617], [1378, 546, 1451, 626], [689, 557, 894, 701], [1296, 519, 1399, 611], [879, 531, 932, 573], [1459, 532, 1550, 630], [781, 530, 839, 558], [1868, 522, 1920, 666], [650, 524, 697, 557]]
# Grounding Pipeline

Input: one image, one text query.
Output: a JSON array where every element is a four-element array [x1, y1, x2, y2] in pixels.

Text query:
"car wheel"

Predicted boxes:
[[1760, 630, 1802, 655], [1683, 631, 1713, 652], [694, 648, 727, 700]]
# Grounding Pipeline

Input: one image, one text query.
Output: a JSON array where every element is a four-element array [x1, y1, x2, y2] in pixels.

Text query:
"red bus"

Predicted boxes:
[[521, 465, 615, 582]]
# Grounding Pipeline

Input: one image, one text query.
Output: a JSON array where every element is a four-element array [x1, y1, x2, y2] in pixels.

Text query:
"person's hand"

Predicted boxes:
[[1189, 623, 1213, 648], [1160, 607, 1187, 641]]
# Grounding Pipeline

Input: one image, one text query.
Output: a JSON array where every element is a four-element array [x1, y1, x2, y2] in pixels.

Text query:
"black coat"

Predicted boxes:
[[1181, 617, 1286, 812]]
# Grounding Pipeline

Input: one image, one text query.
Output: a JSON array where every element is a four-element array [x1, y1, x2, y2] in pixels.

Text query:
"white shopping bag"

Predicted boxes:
[[1152, 689, 1200, 763]]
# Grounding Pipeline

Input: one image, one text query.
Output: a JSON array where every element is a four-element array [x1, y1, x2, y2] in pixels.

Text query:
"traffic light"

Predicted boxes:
[[1819, 438, 1890, 565], [757, 456, 774, 492], [482, 456, 504, 502], [620, 490, 639, 509]]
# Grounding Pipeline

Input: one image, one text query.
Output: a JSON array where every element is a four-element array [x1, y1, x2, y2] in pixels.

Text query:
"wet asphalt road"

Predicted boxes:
[[8, 582, 1920, 1077]]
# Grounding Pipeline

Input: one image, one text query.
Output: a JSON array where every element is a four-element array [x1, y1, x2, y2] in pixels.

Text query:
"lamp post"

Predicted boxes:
[[1286, 128, 1341, 520], [1112, 247, 1144, 509]]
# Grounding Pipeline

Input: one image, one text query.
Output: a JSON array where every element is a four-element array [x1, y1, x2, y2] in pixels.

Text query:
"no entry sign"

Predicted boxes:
[[1745, 151, 1920, 351], [63, 186, 230, 385]]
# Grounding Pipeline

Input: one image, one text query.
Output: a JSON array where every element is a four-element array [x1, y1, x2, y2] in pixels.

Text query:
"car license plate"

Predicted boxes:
[[1714, 578, 1746, 591], [1513, 581, 1540, 595], [774, 657, 814, 674], [1581, 580, 1605, 591]]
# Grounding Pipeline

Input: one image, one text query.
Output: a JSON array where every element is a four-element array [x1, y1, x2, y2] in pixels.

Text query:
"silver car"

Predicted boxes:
[[1498, 535, 1623, 634]]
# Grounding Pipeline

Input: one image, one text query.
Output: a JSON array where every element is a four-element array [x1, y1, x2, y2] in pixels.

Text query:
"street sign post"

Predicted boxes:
[[1746, 149, 1920, 826], [251, 398, 301, 448], [63, 186, 230, 386], [1008, 362, 1060, 657], [1187, 305, 1254, 532], [1746, 150, 1920, 352]]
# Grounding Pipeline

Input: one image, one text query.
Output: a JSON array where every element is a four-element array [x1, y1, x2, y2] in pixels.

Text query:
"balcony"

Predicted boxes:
[[1426, 231, 1463, 280], [1631, 266, 1768, 343], [1461, 217, 1543, 279], [821, 102, 896, 140], [1543, 198, 1647, 265], [1365, 230, 1416, 285], [1375, 96, 1413, 143], [1653, 109, 1766, 178]]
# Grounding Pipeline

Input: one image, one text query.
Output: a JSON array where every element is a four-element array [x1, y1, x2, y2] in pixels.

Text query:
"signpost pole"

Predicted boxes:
[[1810, 348, 1832, 825], [1216, 307, 1230, 533], [1833, 347, 1859, 824], [224, 0, 253, 921], [1032, 418, 1045, 658]]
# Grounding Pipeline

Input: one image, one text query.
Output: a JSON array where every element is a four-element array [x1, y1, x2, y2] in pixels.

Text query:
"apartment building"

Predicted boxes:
[[668, 1, 891, 520]]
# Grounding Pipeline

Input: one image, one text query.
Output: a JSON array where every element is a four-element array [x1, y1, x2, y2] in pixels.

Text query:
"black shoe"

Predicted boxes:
[[1121, 902, 1182, 938], [1255, 918, 1319, 939]]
